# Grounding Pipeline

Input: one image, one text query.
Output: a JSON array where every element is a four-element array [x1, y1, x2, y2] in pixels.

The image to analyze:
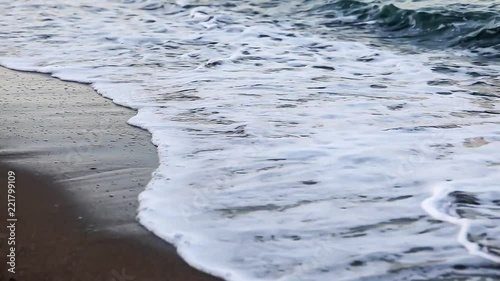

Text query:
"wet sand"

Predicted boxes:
[[0, 67, 222, 281]]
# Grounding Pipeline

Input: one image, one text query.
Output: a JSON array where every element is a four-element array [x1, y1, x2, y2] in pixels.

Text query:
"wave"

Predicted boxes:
[[1, 0, 499, 280], [303, 0, 500, 55]]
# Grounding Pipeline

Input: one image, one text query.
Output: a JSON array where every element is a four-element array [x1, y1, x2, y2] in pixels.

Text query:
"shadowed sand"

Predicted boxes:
[[0, 67, 222, 281]]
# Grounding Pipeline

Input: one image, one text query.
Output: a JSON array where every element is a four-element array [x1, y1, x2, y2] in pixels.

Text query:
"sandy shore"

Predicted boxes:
[[0, 67, 221, 281]]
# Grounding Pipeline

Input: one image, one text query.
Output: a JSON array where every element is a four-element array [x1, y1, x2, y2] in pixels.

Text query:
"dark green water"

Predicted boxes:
[[299, 0, 499, 56]]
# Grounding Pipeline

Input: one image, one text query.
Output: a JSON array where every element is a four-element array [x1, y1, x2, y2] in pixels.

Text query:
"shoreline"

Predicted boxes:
[[0, 67, 222, 281]]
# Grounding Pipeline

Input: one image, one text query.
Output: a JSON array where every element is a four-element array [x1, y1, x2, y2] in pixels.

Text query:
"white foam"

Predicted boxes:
[[422, 183, 500, 264], [0, 0, 499, 280]]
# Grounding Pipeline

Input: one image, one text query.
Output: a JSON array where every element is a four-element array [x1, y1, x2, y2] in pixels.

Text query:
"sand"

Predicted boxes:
[[0, 67, 222, 281]]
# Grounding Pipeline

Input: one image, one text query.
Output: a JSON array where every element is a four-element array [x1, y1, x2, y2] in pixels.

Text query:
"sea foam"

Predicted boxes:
[[0, 1, 499, 280]]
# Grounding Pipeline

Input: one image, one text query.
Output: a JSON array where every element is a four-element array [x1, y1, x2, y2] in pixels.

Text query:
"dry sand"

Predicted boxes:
[[0, 67, 222, 281]]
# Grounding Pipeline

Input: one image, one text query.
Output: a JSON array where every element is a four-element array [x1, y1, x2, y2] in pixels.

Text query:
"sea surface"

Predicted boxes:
[[0, 0, 499, 280]]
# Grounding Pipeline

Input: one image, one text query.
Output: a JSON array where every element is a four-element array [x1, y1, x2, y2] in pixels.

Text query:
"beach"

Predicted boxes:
[[0, 0, 499, 280], [0, 67, 221, 281]]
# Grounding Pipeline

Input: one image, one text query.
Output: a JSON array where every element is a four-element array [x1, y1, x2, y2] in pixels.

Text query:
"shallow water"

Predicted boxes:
[[0, 1, 499, 280]]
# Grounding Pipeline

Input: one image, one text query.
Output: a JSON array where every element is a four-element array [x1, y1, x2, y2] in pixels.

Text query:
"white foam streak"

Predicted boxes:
[[422, 185, 500, 264]]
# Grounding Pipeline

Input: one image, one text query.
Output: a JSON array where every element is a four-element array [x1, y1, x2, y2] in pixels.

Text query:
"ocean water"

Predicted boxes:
[[0, 0, 499, 280]]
